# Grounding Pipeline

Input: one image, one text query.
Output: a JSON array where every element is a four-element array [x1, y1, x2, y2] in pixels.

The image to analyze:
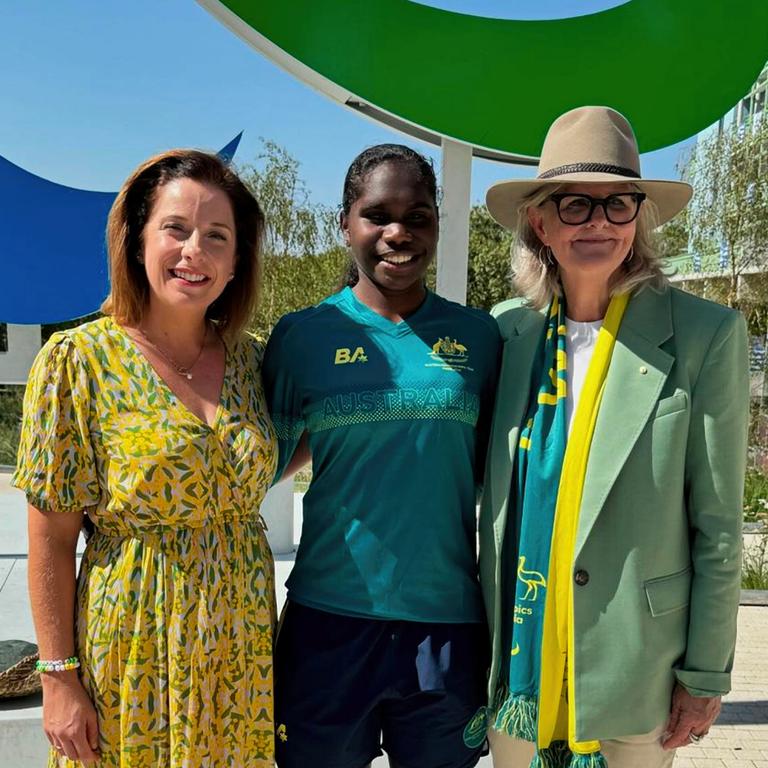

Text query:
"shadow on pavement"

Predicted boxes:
[[719, 700, 768, 724]]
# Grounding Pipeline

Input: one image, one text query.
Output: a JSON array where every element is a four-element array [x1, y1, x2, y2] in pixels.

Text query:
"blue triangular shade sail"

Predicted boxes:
[[218, 131, 243, 164]]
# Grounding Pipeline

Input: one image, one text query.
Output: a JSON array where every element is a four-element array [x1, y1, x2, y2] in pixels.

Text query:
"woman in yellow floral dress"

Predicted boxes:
[[13, 149, 277, 767]]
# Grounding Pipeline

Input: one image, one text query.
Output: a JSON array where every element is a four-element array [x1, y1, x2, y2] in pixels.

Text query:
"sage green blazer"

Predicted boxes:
[[478, 285, 749, 741]]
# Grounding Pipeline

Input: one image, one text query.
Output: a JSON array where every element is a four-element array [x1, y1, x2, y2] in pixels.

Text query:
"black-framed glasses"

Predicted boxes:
[[548, 192, 646, 225]]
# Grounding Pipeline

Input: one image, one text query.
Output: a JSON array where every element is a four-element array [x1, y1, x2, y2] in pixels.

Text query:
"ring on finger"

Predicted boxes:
[[689, 731, 705, 744]]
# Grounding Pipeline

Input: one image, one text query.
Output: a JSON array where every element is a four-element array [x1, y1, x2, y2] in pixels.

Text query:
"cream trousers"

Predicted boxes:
[[487, 725, 676, 768]]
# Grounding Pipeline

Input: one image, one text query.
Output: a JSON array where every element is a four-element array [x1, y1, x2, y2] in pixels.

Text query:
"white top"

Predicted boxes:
[[565, 317, 603, 433]]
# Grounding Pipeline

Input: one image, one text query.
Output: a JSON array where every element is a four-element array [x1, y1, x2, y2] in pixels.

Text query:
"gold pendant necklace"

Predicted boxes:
[[137, 325, 208, 380]]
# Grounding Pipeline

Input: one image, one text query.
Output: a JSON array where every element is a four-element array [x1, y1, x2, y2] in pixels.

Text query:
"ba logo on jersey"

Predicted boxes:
[[334, 346, 368, 365]]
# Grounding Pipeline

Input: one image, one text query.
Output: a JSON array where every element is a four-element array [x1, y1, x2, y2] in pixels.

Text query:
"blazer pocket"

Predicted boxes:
[[653, 391, 689, 419], [644, 567, 692, 617]]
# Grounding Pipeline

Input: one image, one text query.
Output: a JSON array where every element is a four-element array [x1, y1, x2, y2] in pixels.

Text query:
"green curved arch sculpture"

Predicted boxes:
[[201, 0, 768, 155]]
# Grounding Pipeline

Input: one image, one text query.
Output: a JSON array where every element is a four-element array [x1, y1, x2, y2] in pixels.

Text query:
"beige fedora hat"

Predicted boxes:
[[486, 106, 692, 230]]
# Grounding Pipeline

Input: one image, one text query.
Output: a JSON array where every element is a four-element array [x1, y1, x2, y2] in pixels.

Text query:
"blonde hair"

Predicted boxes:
[[101, 149, 265, 339], [513, 186, 667, 309]]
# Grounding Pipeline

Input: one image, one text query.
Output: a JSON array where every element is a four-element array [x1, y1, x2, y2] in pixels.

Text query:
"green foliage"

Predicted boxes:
[[252, 247, 348, 337], [238, 139, 339, 257], [0, 385, 24, 466], [685, 117, 768, 309], [235, 138, 352, 336], [742, 452, 768, 589], [744, 469, 768, 523], [655, 209, 690, 262], [677, 114, 768, 378], [466, 206, 517, 310], [742, 534, 768, 590]]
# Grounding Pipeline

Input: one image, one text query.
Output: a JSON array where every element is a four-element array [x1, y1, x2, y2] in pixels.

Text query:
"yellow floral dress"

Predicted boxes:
[[12, 317, 278, 768]]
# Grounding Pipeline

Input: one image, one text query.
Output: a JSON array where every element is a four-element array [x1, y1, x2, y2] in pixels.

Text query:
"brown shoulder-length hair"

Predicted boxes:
[[101, 149, 265, 339]]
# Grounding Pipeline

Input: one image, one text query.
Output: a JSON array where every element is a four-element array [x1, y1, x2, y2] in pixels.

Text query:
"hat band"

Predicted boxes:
[[538, 162, 641, 180]]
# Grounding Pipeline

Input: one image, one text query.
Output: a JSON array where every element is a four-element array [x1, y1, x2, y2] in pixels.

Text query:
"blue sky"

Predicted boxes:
[[414, 0, 628, 19], [0, 1, 695, 209]]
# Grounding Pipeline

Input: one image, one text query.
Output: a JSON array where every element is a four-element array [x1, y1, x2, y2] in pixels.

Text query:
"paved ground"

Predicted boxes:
[[1, 471, 766, 767], [672, 605, 768, 768]]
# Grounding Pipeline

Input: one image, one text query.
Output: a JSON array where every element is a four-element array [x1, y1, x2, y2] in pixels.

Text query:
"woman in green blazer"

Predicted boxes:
[[477, 107, 749, 768]]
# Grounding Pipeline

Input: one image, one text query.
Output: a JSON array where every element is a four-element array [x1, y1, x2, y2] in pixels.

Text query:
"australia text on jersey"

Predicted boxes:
[[310, 387, 481, 432]]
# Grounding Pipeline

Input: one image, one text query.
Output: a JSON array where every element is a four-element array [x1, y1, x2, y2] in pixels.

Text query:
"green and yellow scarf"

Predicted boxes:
[[493, 292, 629, 768]]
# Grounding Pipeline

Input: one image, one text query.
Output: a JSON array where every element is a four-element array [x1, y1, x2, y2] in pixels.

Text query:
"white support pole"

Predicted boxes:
[[436, 138, 472, 305]]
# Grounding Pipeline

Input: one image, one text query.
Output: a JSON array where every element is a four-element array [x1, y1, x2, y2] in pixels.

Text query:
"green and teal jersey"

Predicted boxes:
[[262, 287, 501, 623]]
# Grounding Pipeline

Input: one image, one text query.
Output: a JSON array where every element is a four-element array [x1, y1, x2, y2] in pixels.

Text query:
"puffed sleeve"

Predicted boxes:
[[12, 333, 100, 512], [262, 315, 306, 482], [675, 310, 749, 696]]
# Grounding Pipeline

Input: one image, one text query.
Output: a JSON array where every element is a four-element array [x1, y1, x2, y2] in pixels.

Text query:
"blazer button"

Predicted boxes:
[[574, 569, 590, 586]]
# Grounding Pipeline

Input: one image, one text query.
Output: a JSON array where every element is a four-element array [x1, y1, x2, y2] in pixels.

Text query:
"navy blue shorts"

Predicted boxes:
[[274, 601, 489, 768]]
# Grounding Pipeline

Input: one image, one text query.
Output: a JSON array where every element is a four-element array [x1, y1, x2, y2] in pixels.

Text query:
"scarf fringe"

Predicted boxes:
[[493, 690, 606, 768], [530, 741, 571, 768], [568, 751, 608, 768], [493, 692, 537, 742]]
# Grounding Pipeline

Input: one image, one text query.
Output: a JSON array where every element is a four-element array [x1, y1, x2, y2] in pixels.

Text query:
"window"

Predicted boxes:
[[738, 97, 752, 128], [0, 324, 7, 353], [753, 86, 766, 119]]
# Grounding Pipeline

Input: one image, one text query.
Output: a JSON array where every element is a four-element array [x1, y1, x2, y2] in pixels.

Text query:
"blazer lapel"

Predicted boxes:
[[490, 310, 544, 552], [575, 287, 675, 555]]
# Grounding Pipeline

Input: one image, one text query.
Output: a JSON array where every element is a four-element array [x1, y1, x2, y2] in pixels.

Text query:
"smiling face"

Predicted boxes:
[[527, 182, 638, 289], [141, 178, 236, 316], [341, 161, 438, 298]]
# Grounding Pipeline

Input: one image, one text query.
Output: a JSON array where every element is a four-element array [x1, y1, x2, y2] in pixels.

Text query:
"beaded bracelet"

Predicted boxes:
[[35, 657, 80, 673]]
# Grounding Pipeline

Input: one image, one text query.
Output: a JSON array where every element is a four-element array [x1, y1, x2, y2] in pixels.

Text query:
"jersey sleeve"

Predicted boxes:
[[262, 315, 306, 482], [12, 333, 100, 512]]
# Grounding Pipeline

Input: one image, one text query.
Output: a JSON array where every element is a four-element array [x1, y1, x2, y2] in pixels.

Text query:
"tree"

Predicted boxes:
[[685, 117, 768, 309], [655, 209, 690, 262], [238, 139, 339, 257], [0, 384, 24, 465], [682, 114, 768, 475], [237, 140, 348, 335], [252, 247, 348, 337], [466, 205, 517, 309]]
